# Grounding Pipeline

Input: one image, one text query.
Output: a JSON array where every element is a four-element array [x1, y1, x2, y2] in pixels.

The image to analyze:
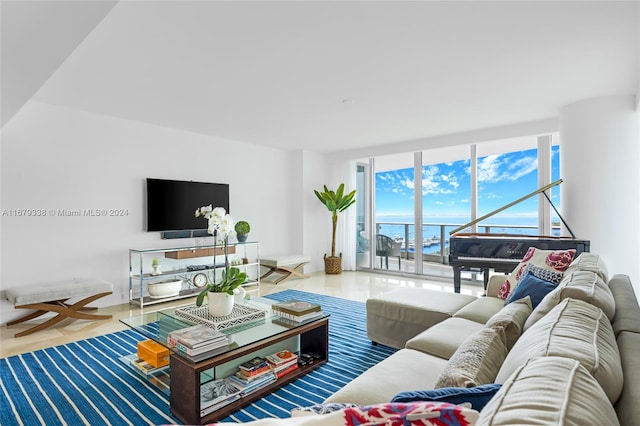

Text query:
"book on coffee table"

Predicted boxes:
[[272, 300, 321, 316]]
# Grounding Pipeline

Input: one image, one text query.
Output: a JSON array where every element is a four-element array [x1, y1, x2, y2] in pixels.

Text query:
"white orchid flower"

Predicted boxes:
[[212, 207, 226, 219]]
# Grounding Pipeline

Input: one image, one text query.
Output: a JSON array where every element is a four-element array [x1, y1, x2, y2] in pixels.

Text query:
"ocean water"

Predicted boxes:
[[373, 216, 558, 254]]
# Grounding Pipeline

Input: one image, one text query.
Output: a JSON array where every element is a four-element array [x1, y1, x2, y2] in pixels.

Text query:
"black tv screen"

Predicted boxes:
[[146, 178, 230, 232]]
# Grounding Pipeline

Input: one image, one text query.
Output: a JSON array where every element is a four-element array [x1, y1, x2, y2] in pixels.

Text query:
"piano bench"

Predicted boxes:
[[366, 287, 477, 349]]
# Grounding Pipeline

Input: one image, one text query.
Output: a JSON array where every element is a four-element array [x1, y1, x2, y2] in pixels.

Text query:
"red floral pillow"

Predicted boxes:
[[498, 247, 576, 300]]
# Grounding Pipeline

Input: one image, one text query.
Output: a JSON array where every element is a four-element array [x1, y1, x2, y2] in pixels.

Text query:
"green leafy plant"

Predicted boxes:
[[195, 267, 247, 306], [234, 220, 250, 235], [314, 183, 356, 257]]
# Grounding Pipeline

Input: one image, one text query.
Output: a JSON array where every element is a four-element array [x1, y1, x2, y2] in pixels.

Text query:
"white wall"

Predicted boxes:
[[560, 95, 640, 290], [0, 101, 296, 323], [299, 151, 331, 273]]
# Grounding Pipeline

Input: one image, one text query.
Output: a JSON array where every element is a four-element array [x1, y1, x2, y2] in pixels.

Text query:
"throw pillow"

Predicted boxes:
[[505, 272, 556, 309], [291, 403, 358, 417], [498, 247, 576, 300], [485, 296, 532, 349], [391, 383, 502, 411], [435, 326, 508, 389], [234, 402, 480, 425], [332, 402, 479, 426]]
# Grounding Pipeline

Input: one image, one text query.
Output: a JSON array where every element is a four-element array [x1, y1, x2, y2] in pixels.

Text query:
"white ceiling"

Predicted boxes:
[[2, 1, 638, 156]]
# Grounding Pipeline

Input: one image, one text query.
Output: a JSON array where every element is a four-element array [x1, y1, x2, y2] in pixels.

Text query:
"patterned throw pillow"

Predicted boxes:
[[498, 247, 576, 300], [225, 402, 480, 425], [291, 403, 358, 417]]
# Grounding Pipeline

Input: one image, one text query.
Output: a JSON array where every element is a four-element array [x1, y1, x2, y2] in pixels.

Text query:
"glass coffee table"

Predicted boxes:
[[121, 298, 329, 425]]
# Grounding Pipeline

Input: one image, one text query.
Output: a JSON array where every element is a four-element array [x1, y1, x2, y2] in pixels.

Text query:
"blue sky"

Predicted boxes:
[[376, 146, 560, 223]]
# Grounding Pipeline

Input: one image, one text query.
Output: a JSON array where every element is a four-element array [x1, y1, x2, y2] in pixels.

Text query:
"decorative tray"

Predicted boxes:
[[174, 303, 267, 331]]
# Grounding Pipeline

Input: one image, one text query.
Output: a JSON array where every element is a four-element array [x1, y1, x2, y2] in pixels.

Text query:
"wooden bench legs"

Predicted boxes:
[[260, 262, 310, 284], [7, 292, 113, 338]]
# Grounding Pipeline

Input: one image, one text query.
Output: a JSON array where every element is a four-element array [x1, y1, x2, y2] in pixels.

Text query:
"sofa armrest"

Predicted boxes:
[[486, 275, 506, 298]]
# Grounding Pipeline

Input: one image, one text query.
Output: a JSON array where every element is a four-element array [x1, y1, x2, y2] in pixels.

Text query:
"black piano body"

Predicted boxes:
[[449, 234, 590, 293]]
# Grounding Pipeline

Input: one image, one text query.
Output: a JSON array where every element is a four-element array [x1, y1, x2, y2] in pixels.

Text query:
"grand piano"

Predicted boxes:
[[448, 180, 590, 293]]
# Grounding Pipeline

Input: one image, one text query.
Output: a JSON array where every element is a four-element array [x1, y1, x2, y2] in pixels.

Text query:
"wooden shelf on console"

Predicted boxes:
[[165, 247, 236, 259]]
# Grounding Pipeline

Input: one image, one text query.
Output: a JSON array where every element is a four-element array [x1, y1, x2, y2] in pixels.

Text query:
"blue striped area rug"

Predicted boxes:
[[0, 289, 397, 425]]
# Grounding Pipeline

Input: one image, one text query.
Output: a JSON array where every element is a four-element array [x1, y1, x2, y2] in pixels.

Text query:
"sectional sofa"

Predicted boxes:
[[322, 253, 640, 425]]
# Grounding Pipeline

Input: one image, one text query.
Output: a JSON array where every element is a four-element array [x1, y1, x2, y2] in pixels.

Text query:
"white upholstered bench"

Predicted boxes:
[[260, 255, 311, 284], [5, 279, 113, 337]]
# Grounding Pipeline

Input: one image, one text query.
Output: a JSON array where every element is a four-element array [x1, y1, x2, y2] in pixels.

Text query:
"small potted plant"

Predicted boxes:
[[234, 220, 251, 242], [195, 267, 247, 316]]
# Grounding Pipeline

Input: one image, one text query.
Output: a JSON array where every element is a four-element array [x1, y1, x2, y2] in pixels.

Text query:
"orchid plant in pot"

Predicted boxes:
[[194, 205, 247, 317]]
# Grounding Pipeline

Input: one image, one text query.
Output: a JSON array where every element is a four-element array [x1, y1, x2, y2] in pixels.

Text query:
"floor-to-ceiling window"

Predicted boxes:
[[372, 153, 415, 272], [357, 134, 562, 278]]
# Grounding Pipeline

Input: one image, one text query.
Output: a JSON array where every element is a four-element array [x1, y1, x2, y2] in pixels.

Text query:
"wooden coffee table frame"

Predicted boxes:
[[170, 317, 329, 425]]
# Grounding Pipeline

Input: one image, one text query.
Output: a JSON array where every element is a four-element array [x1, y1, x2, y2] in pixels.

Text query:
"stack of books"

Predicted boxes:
[[272, 299, 323, 322], [167, 324, 230, 357], [226, 356, 277, 395], [265, 350, 299, 378], [200, 378, 241, 416]]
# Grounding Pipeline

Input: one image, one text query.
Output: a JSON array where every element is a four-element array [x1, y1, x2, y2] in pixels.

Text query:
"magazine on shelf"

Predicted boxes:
[[172, 335, 231, 356], [124, 354, 170, 376], [272, 358, 298, 371], [167, 324, 227, 349], [272, 300, 321, 316], [200, 378, 241, 413], [201, 395, 240, 417], [238, 356, 268, 372], [276, 363, 299, 379], [226, 372, 276, 395], [265, 350, 297, 366], [233, 367, 274, 383], [236, 363, 272, 379]]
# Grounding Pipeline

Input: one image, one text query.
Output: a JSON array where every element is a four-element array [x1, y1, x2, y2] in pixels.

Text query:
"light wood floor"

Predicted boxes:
[[0, 270, 484, 358]]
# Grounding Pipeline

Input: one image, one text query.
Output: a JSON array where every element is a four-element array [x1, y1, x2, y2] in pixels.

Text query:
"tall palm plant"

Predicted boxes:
[[314, 183, 356, 273]]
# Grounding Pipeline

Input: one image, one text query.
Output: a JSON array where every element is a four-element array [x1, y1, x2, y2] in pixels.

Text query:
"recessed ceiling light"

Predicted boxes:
[[341, 99, 354, 104]]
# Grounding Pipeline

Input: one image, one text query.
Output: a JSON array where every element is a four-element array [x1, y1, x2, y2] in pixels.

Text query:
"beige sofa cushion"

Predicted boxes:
[[324, 348, 448, 405], [406, 317, 485, 359], [609, 274, 640, 336], [616, 331, 640, 425], [366, 288, 476, 349], [524, 270, 615, 330], [478, 356, 619, 426], [564, 252, 609, 282], [496, 298, 623, 403], [435, 326, 508, 388], [452, 296, 505, 324], [484, 296, 532, 349]]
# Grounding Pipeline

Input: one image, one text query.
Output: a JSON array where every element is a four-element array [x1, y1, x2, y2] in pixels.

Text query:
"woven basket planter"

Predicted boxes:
[[324, 253, 342, 274]]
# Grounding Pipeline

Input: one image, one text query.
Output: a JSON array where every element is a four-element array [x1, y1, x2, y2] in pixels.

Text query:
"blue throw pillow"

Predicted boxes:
[[506, 271, 556, 308], [390, 383, 502, 411]]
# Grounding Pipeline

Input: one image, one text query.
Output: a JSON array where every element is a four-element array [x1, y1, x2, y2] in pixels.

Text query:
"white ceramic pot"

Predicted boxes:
[[147, 280, 182, 299], [208, 292, 235, 317]]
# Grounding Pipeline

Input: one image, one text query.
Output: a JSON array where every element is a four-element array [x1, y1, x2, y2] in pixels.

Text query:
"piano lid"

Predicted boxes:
[[449, 179, 577, 239]]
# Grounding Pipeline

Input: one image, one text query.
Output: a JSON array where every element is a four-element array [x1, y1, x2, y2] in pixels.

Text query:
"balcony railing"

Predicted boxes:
[[369, 221, 561, 265]]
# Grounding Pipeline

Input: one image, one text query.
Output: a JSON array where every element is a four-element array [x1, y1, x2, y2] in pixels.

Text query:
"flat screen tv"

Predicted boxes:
[[146, 178, 229, 233]]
